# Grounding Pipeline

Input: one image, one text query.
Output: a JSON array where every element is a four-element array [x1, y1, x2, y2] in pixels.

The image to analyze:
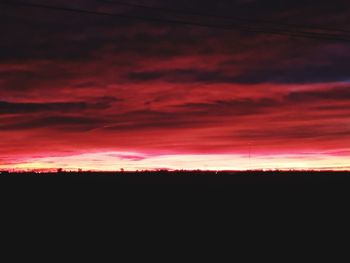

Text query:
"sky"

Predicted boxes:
[[1, 0, 350, 171]]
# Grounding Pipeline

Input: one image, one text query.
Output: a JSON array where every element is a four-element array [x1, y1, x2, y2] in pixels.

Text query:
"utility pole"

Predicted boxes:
[[248, 142, 252, 171]]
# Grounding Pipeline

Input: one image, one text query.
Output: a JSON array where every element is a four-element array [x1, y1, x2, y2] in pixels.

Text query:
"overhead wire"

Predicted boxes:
[[97, 0, 350, 41], [1, 0, 350, 42], [98, 0, 350, 35]]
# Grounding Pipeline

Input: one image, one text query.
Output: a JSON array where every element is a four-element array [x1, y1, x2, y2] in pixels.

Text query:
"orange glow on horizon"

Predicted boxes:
[[2, 151, 349, 172]]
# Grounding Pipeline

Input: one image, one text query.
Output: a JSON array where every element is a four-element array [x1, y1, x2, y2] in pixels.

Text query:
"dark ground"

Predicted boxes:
[[1, 170, 350, 184], [2, 171, 349, 227]]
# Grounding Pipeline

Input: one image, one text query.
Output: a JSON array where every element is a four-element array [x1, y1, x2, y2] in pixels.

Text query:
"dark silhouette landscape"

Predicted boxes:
[[1, 170, 350, 184]]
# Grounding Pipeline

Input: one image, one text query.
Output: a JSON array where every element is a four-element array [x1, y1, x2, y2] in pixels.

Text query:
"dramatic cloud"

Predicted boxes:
[[1, 0, 350, 170]]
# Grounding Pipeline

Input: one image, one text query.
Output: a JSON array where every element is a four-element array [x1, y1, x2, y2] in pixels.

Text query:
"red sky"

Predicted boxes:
[[1, 0, 350, 171]]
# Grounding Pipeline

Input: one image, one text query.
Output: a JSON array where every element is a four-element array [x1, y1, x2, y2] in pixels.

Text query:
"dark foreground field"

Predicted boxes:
[[2, 171, 350, 217], [1, 170, 350, 184]]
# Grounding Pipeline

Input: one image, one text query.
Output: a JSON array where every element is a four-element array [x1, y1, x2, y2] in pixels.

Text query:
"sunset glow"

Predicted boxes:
[[1, 0, 350, 171], [2, 151, 350, 172]]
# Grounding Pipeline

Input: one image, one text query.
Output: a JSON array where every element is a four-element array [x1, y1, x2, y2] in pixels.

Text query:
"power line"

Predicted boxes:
[[1, 1, 350, 42], [98, 0, 350, 35], [97, 0, 350, 41]]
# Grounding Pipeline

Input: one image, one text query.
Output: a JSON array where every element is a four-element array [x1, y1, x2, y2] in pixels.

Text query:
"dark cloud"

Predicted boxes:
[[0, 97, 118, 114], [0, 115, 104, 131], [0, 101, 86, 114], [237, 124, 350, 140], [103, 98, 280, 131], [177, 98, 280, 115], [233, 58, 350, 84], [108, 153, 147, 161], [127, 69, 233, 83], [127, 44, 350, 84], [286, 86, 350, 102], [104, 110, 204, 131]]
